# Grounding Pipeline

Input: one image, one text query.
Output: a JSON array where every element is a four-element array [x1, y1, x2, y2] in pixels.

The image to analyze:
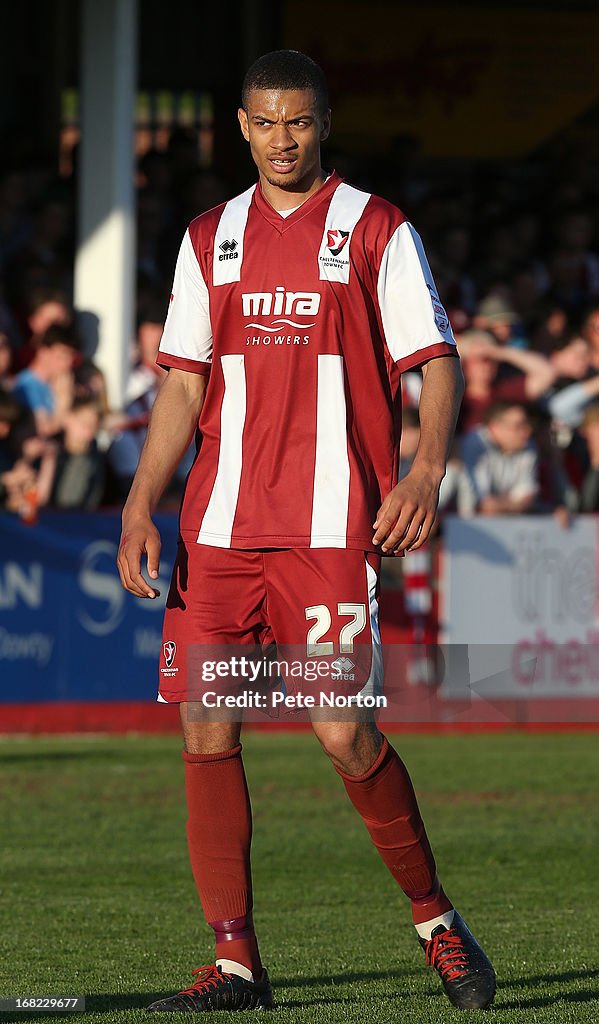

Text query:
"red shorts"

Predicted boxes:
[[159, 544, 382, 714]]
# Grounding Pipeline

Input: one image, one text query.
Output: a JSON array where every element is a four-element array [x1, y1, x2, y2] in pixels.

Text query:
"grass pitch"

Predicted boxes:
[[0, 731, 598, 1023]]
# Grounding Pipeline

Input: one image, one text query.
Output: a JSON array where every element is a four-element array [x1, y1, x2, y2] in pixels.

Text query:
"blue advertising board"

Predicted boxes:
[[0, 512, 180, 702]]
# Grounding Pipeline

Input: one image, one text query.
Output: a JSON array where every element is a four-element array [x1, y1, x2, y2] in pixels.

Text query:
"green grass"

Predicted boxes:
[[0, 731, 598, 1023]]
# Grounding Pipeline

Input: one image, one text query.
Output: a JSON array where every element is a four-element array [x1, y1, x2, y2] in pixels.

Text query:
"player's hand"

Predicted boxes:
[[372, 467, 441, 554], [117, 514, 162, 599]]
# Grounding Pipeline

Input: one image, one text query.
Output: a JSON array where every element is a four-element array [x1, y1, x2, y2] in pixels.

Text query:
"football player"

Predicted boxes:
[[118, 49, 495, 1013]]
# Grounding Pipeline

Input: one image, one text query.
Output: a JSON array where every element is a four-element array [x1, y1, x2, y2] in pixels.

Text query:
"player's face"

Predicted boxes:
[[238, 88, 330, 192]]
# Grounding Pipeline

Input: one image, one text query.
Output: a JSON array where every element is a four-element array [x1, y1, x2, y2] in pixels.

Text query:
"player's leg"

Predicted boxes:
[[313, 716, 495, 1009], [148, 544, 272, 1013], [311, 715, 453, 926], [180, 710, 261, 977], [266, 547, 495, 1011]]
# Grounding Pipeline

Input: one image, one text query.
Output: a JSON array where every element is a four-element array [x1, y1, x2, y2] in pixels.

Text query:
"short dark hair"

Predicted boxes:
[[27, 287, 69, 315], [69, 396, 101, 416], [484, 399, 528, 426], [39, 323, 80, 351], [241, 50, 329, 114]]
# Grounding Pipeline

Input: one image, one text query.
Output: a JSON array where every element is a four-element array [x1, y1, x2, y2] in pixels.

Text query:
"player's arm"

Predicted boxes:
[[373, 355, 464, 553], [117, 368, 207, 598]]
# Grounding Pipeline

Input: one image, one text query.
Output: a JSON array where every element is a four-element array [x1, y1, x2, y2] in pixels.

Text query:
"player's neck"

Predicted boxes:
[[258, 167, 328, 213]]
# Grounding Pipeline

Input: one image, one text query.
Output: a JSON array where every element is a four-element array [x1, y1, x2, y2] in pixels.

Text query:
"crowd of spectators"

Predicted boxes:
[[1, 129, 599, 529]]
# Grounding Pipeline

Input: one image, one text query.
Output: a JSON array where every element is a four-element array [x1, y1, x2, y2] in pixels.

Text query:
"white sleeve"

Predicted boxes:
[[158, 229, 213, 373], [377, 222, 458, 371]]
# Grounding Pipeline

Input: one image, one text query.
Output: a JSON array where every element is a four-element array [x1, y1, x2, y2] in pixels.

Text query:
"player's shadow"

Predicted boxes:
[[275, 967, 419, 988], [86, 970, 417, 1013], [271, 967, 423, 1010], [497, 967, 599, 989], [495, 966, 599, 1011], [85, 967, 599, 1014]]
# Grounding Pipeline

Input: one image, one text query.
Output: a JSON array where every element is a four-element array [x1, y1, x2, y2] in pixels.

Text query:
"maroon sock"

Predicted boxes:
[[336, 736, 453, 922], [183, 746, 262, 976]]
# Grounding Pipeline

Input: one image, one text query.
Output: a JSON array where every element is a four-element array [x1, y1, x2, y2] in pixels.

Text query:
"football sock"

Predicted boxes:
[[336, 736, 453, 921], [211, 914, 260, 981], [183, 746, 262, 977]]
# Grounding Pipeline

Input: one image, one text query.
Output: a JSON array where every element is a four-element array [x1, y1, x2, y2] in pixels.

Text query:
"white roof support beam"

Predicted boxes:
[[74, 0, 138, 410]]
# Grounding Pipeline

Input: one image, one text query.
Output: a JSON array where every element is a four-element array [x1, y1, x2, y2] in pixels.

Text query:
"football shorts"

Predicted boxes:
[[158, 544, 382, 714]]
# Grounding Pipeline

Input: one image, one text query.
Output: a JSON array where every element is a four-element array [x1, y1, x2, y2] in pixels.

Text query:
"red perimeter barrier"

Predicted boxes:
[[1, 701, 598, 735]]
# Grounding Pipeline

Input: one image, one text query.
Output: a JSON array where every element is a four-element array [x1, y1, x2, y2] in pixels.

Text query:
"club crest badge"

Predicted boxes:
[[327, 229, 350, 256], [163, 640, 177, 668]]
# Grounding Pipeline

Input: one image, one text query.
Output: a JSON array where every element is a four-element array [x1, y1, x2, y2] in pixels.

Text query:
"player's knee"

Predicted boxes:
[[313, 720, 380, 772], [180, 704, 241, 754]]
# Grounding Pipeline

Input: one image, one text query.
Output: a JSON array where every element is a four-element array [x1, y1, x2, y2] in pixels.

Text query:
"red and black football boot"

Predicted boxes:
[[419, 912, 496, 1010], [146, 964, 273, 1013]]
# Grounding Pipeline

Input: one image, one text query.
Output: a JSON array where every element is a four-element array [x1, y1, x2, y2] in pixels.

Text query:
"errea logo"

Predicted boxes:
[[330, 656, 355, 681], [242, 287, 320, 324], [219, 238, 239, 261]]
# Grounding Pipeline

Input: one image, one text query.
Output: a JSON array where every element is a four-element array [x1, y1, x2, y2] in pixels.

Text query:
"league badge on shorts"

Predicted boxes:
[[163, 641, 177, 669]]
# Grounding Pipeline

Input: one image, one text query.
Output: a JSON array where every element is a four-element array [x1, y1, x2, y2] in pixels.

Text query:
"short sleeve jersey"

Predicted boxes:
[[158, 171, 458, 551]]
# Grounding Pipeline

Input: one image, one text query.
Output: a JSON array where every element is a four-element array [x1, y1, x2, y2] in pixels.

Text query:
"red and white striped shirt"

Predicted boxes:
[[158, 172, 458, 550]]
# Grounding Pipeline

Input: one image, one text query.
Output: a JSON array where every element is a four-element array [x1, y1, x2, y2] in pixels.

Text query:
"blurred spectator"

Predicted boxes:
[[399, 406, 475, 516], [126, 298, 167, 405], [48, 398, 105, 510], [580, 304, 599, 372], [461, 401, 538, 515], [528, 405, 576, 524], [14, 286, 72, 370], [458, 329, 554, 433], [0, 331, 14, 387], [12, 323, 79, 436], [530, 299, 570, 354], [73, 359, 110, 411], [578, 404, 599, 512], [473, 295, 521, 347], [0, 409, 56, 519], [547, 332, 590, 387], [0, 388, 23, 474], [27, 287, 71, 338], [547, 370, 599, 430], [107, 300, 193, 500]]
